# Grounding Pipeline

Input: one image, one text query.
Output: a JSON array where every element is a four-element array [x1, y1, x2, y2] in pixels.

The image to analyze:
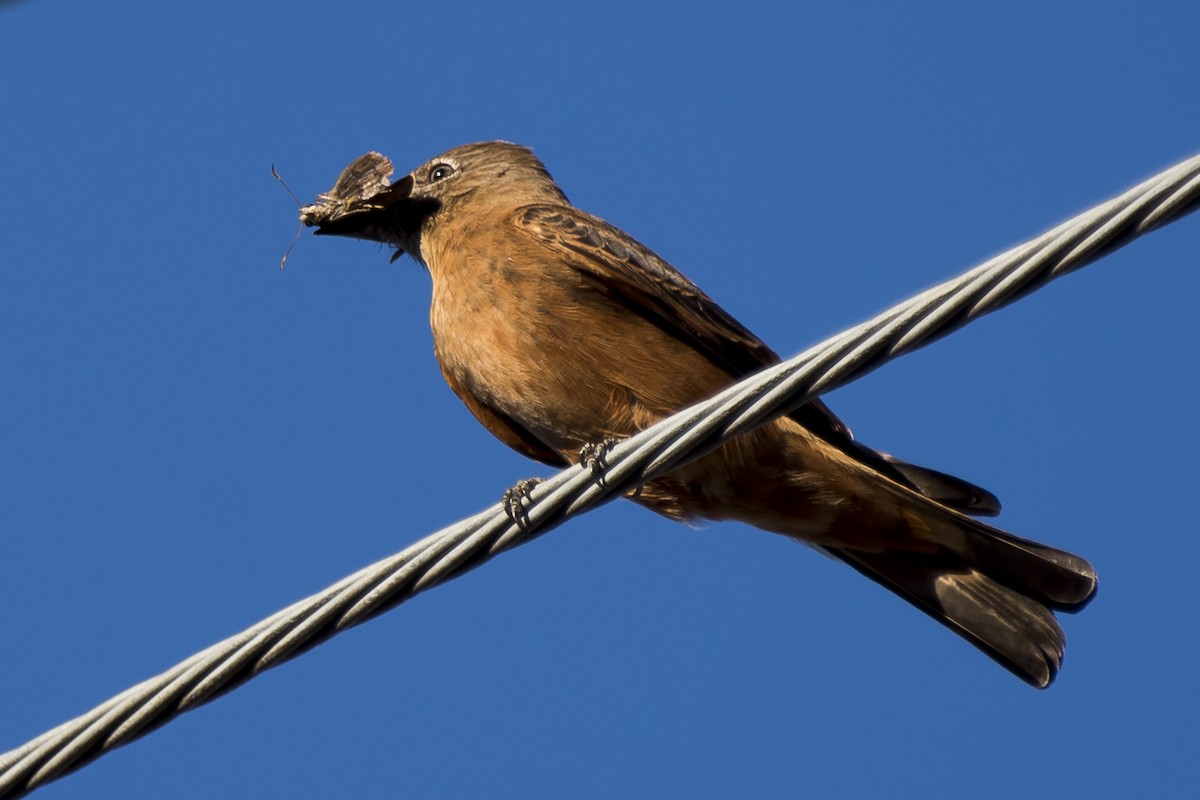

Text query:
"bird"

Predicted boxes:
[[299, 141, 1097, 688]]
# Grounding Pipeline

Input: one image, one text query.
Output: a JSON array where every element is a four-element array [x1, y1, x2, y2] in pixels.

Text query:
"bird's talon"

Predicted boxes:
[[579, 437, 619, 473], [502, 477, 544, 527]]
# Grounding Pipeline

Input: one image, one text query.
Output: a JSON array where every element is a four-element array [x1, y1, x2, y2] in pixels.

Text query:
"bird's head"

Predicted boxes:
[[300, 141, 568, 265]]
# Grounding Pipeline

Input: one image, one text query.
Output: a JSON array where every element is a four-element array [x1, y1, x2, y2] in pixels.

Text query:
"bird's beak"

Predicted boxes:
[[298, 153, 439, 255], [299, 173, 415, 240]]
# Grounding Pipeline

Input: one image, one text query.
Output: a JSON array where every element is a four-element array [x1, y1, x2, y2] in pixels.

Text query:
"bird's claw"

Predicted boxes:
[[579, 437, 619, 474], [502, 477, 544, 528]]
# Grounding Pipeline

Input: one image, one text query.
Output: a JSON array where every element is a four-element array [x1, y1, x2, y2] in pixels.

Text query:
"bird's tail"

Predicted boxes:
[[821, 506, 1096, 688]]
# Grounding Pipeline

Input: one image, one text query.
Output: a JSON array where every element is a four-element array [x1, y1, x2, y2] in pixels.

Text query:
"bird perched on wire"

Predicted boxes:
[[299, 141, 1096, 688]]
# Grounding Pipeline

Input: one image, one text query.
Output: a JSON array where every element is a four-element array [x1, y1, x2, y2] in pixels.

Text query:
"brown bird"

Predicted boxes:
[[300, 142, 1097, 688]]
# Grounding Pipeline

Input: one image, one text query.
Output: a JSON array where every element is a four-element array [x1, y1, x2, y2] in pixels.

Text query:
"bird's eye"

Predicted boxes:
[[429, 163, 455, 182]]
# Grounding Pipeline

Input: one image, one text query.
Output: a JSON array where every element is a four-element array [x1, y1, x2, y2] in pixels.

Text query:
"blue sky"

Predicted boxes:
[[3, 1, 1199, 797]]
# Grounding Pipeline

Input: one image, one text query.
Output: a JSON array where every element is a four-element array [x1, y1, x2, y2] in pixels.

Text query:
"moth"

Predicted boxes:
[[275, 152, 400, 268], [298, 152, 395, 228], [296, 151, 439, 265]]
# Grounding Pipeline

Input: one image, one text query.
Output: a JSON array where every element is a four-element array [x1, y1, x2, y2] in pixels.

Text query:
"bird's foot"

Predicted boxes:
[[501, 477, 544, 528], [578, 437, 619, 474]]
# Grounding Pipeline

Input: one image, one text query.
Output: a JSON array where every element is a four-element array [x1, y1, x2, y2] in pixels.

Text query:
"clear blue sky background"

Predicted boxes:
[[3, 2, 1198, 797]]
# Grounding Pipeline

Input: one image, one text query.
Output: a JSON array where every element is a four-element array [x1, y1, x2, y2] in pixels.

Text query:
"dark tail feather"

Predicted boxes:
[[823, 524, 1096, 688], [950, 522, 1097, 609], [792, 400, 1002, 517], [834, 438, 1004, 517], [876, 454, 1003, 517]]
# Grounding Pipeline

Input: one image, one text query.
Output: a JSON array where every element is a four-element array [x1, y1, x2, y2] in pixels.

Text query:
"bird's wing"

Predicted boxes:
[[514, 204, 864, 433], [515, 206, 783, 373], [513, 204, 1000, 515], [514, 204, 847, 437]]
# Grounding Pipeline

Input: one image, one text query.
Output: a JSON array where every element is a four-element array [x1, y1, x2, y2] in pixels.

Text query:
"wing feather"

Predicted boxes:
[[513, 204, 1000, 515]]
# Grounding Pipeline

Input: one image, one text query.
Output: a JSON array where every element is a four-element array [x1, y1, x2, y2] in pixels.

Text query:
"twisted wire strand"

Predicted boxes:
[[3, 153, 1198, 798]]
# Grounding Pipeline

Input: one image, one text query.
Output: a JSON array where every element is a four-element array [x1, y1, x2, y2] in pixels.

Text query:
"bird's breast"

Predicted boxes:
[[426, 247, 731, 457], [428, 250, 613, 452]]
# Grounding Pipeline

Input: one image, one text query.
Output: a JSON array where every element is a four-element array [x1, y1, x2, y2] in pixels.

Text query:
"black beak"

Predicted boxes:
[[299, 154, 439, 248]]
